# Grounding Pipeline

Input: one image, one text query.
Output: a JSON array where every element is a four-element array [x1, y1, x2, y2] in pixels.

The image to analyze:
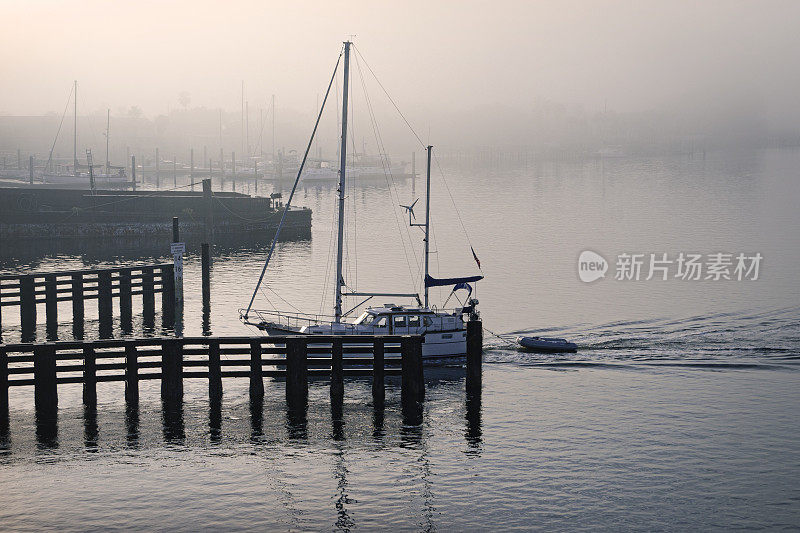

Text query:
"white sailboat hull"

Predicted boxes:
[[255, 321, 467, 359]]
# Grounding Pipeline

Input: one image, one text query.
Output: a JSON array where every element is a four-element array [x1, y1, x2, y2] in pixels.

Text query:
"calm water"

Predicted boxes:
[[1, 148, 799, 530]]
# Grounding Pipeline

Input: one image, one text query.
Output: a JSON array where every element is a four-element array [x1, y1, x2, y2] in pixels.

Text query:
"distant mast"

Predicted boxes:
[[105, 109, 110, 175], [334, 41, 351, 323], [73, 80, 77, 174], [271, 94, 275, 169]]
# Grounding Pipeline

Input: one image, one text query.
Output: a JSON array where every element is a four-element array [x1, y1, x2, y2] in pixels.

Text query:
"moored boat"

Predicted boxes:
[[241, 41, 483, 359]]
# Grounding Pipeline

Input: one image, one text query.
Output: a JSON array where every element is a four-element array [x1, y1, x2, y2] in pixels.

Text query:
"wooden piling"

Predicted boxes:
[[466, 320, 483, 394], [330, 338, 344, 403], [142, 267, 155, 328], [208, 340, 222, 400], [44, 274, 58, 340], [0, 347, 8, 412], [71, 273, 84, 340], [372, 339, 385, 404], [34, 345, 57, 414], [98, 270, 113, 338], [201, 243, 211, 332], [29, 155, 34, 184], [119, 268, 133, 333], [285, 337, 308, 405], [401, 335, 424, 408], [82, 346, 96, 405], [202, 178, 213, 242], [201, 243, 211, 294], [249, 341, 264, 399], [172, 216, 179, 242], [20, 275, 37, 342], [161, 340, 183, 403], [125, 342, 138, 403]]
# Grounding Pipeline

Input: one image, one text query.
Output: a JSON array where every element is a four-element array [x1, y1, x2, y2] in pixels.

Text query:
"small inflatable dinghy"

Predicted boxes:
[[517, 336, 578, 353]]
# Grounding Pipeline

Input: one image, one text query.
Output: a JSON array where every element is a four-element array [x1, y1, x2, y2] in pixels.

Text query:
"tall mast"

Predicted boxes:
[[424, 146, 432, 308], [334, 41, 351, 323], [241, 81, 245, 156], [73, 80, 77, 173], [271, 94, 275, 166], [105, 109, 110, 175]]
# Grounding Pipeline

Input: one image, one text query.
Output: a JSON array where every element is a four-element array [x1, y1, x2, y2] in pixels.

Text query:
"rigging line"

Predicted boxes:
[[264, 283, 303, 313], [352, 44, 426, 150], [45, 84, 75, 172], [353, 53, 422, 287], [319, 196, 337, 317], [244, 46, 343, 318], [317, 187, 338, 317], [432, 153, 476, 250], [354, 44, 479, 263], [256, 96, 273, 155], [258, 286, 276, 313]]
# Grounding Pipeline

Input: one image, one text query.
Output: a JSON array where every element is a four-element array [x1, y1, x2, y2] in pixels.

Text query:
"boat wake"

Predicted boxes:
[[485, 305, 800, 368]]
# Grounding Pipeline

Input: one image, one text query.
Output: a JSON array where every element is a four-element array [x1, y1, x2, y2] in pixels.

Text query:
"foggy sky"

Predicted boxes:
[[2, 1, 799, 135]]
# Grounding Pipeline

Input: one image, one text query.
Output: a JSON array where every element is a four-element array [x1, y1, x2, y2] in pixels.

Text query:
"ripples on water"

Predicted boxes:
[[1, 150, 800, 530], [492, 305, 800, 367]]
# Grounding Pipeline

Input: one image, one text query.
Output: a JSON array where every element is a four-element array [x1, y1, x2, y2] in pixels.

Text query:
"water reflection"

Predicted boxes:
[[35, 410, 58, 449], [83, 404, 99, 451], [399, 421, 423, 448], [0, 233, 310, 269], [162, 400, 185, 444], [402, 401, 423, 428], [125, 402, 140, 447], [285, 397, 308, 441], [249, 396, 263, 443], [0, 405, 10, 453], [371, 400, 385, 441], [330, 399, 344, 441], [209, 396, 222, 443], [465, 393, 483, 455], [332, 447, 355, 531]]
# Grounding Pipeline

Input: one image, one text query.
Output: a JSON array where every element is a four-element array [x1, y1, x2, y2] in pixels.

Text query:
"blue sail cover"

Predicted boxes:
[[424, 274, 484, 288]]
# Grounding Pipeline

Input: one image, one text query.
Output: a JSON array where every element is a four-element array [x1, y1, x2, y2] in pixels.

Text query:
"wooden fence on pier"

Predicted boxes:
[[0, 334, 435, 416], [0, 264, 175, 342]]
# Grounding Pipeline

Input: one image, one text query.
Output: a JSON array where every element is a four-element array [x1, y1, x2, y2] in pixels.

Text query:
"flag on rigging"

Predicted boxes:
[[471, 246, 482, 270]]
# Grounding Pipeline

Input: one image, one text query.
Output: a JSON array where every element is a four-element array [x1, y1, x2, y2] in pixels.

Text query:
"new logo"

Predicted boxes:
[[578, 250, 608, 282]]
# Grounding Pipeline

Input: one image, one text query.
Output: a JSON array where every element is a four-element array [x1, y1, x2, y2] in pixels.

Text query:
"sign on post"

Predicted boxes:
[[171, 242, 185, 304]]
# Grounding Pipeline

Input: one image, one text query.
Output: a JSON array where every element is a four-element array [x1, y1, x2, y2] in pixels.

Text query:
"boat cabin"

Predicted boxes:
[[300, 304, 464, 335]]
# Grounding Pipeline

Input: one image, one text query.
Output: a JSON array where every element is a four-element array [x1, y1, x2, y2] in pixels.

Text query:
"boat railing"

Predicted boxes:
[[241, 306, 472, 334], [240, 308, 333, 330]]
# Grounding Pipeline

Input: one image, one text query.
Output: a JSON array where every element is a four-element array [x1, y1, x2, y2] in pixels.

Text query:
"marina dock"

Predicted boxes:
[[0, 178, 310, 241]]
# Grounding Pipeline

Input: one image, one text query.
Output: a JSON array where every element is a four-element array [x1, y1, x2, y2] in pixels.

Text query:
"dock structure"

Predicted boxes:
[[0, 178, 311, 241], [0, 333, 463, 423], [0, 264, 175, 342]]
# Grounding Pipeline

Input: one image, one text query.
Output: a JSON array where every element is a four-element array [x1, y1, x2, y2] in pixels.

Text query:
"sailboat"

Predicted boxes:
[[240, 42, 482, 358], [42, 82, 130, 188]]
